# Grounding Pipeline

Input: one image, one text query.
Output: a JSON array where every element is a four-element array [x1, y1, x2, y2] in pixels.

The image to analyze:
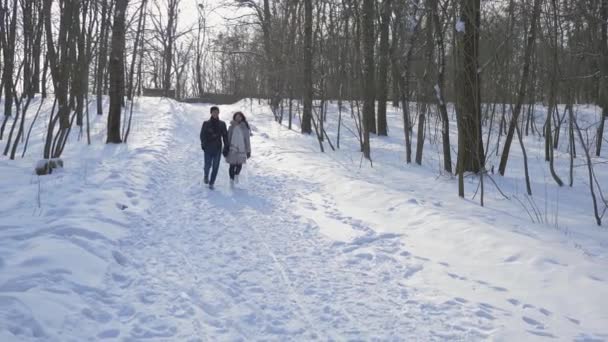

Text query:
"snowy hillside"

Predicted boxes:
[[1, 96, 607, 341]]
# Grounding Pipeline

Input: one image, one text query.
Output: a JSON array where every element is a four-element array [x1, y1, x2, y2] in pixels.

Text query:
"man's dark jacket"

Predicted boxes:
[[200, 117, 228, 152]]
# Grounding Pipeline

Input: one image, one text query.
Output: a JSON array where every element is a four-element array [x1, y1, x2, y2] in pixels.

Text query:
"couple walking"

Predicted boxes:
[[199, 106, 251, 190]]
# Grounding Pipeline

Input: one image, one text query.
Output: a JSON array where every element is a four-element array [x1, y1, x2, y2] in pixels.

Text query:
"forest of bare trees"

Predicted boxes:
[[0, 0, 606, 222]]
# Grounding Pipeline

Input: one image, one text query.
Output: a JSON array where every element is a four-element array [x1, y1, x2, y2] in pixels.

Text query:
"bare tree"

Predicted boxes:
[[376, 0, 391, 137], [497, 0, 542, 176], [391, 0, 423, 164], [455, 0, 485, 196], [302, 0, 313, 134], [96, 0, 113, 115], [0, 0, 18, 140], [194, 2, 208, 97], [597, 0, 608, 156], [43, 0, 76, 158], [107, 0, 129, 143], [127, 0, 148, 100], [361, 0, 375, 159], [430, 0, 452, 173]]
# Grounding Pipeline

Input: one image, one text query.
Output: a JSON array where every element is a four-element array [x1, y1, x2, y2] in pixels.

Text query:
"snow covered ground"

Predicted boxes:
[[1, 96, 607, 341]]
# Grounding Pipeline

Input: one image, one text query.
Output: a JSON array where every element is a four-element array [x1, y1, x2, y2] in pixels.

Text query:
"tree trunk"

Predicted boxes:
[[302, 0, 313, 134], [376, 0, 391, 136], [497, 0, 541, 175], [163, 0, 178, 97], [31, 1, 44, 96], [545, 0, 563, 187], [75, 0, 86, 127], [416, 10, 435, 166], [0, 0, 18, 140], [107, 0, 128, 144], [574, 119, 602, 226], [96, 0, 110, 115], [43, 0, 73, 158], [597, 0, 608, 156], [127, 0, 147, 100], [455, 0, 484, 180], [361, 0, 375, 159], [391, 1, 421, 164], [430, 0, 452, 173], [195, 6, 206, 97]]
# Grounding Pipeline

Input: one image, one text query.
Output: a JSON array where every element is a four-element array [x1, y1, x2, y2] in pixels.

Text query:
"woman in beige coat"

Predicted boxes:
[[223, 111, 251, 183]]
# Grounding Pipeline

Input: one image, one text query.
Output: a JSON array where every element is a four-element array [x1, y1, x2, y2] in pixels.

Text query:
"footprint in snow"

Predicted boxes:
[[527, 330, 556, 338], [82, 308, 112, 323], [491, 286, 508, 292], [408, 219, 425, 226], [522, 316, 544, 329], [565, 316, 580, 325], [111, 272, 130, 284], [447, 272, 467, 281], [403, 265, 423, 279], [504, 254, 521, 263], [168, 303, 195, 319], [542, 258, 567, 267], [130, 318, 177, 339], [138, 291, 159, 304], [507, 298, 520, 306], [355, 253, 374, 260], [413, 255, 430, 262], [117, 305, 135, 319], [112, 251, 128, 266], [97, 329, 120, 339], [588, 274, 604, 282], [476, 310, 496, 320]]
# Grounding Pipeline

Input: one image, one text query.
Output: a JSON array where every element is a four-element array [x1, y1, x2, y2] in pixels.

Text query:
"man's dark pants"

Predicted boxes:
[[204, 149, 221, 185]]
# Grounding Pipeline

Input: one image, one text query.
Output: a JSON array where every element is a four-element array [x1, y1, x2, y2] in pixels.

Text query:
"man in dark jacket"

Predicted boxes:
[[200, 106, 228, 189]]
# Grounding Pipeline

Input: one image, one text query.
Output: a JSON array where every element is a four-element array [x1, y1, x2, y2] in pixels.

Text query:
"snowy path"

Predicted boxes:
[[4, 98, 605, 341], [97, 106, 508, 341]]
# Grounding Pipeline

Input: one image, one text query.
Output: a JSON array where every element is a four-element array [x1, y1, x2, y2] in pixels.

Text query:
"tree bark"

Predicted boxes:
[[0, 0, 18, 140], [545, 0, 563, 187], [96, 0, 110, 115], [302, 0, 313, 134], [43, 0, 72, 158], [361, 0, 376, 159], [498, 0, 542, 175], [416, 10, 435, 166], [107, 0, 129, 143], [455, 0, 484, 180], [376, 0, 391, 136], [429, 0, 452, 173], [31, 0, 44, 96], [163, 0, 179, 97], [597, 0, 608, 156], [127, 0, 147, 100]]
